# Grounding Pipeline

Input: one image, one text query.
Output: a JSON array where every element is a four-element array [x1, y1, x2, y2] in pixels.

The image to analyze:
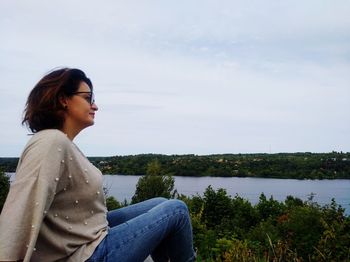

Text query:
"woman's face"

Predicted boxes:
[[64, 81, 98, 132]]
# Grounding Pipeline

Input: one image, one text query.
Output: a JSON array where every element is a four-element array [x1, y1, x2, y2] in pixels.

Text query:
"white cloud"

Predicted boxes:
[[0, 0, 349, 156]]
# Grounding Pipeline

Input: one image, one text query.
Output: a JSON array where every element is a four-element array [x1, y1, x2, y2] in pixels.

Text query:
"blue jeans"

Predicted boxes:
[[86, 198, 196, 262]]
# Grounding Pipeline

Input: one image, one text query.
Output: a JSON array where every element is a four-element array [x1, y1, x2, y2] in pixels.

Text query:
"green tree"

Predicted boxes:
[[202, 186, 232, 229], [132, 160, 175, 203], [229, 195, 258, 238], [0, 170, 10, 213], [106, 196, 121, 211], [279, 206, 323, 258], [256, 193, 285, 221]]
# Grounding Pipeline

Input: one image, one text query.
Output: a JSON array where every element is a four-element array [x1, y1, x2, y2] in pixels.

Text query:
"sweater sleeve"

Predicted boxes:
[[0, 131, 70, 262]]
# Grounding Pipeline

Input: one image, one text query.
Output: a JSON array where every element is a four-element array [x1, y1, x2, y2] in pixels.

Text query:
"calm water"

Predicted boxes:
[[102, 175, 350, 215], [7, 173, 350, 214]]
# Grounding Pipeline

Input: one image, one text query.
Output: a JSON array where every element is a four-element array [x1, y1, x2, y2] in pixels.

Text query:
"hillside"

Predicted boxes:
[[3, 152, 349, 179]]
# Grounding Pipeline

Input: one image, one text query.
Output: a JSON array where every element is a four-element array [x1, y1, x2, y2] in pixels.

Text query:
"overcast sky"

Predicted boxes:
[[0, 1, 349, 157]]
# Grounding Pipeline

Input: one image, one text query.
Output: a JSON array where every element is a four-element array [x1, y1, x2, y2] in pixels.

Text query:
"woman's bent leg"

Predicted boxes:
[[107, 197, 167, 227], [88, 199, 195, 262]]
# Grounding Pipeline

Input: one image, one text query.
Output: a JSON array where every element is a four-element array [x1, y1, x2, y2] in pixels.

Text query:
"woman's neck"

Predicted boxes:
[[60, 122, 81, 141]]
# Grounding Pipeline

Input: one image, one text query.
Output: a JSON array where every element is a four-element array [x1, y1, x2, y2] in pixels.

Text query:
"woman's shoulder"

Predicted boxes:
[[26, 129, 72, 152], [32, 129, 68, 140], [15, 129, 74, 180]]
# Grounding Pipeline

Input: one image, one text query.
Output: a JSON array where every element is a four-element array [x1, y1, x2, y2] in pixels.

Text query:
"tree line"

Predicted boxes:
[[1, 152, 350, 179]]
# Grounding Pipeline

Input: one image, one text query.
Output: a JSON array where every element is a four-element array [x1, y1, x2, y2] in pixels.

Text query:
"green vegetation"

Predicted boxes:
[[2, 152, 350, 179], [90, 151, 350, 179], [132, 160, 176, 203], [180, 187, 350, 261], [0, 158, 18, 173], [105, 196, 122, 211], [0, 170, 10, 213]]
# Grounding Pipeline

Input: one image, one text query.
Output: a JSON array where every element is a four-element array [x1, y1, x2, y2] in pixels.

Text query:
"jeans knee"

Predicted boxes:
[[167, 199, 190, 215], [150, 197, 168, 206], [153, 197, 168, 202]]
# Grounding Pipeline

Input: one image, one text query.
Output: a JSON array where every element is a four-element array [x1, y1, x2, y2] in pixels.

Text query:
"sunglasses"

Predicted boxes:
[[71, 92, 95, 105]]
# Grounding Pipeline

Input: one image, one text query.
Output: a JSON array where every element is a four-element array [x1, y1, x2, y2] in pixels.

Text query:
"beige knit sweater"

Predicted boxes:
[[0, 129, 108, 262]]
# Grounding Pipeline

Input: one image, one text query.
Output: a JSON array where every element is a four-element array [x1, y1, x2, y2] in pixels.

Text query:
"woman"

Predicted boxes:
[[0, 68, 195, 262]]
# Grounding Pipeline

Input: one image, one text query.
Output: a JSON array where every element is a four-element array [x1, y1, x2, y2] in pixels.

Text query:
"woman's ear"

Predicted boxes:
[[59, 95, 68, 109]]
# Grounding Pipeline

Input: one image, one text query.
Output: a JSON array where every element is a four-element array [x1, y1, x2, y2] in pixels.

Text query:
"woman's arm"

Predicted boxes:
[[0, 131, 68, 261]]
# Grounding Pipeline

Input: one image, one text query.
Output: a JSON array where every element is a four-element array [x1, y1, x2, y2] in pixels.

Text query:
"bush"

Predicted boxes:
[[106, 196, 121, 211], [132, 160, 176, 203], [0, 170, 10, 213], [184, 186, 350, 261]]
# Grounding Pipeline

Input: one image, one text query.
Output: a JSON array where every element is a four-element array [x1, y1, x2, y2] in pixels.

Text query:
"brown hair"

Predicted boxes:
[[22, 68, 93, 133]]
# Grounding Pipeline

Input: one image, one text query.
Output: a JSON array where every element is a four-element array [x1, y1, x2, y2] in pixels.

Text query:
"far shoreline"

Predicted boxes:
[[2, 151, 350, 180]]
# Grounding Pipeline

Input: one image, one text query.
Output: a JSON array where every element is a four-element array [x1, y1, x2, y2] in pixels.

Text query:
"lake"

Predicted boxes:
[[7, 173, 350, 215], [102, 175, 350, 215]]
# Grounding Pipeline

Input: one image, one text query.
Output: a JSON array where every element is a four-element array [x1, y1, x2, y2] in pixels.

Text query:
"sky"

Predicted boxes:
[[0, 1, 349, 157]]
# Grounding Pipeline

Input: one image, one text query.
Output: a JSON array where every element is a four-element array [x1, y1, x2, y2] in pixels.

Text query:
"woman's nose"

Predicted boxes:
[[91, 103, 98, 111]]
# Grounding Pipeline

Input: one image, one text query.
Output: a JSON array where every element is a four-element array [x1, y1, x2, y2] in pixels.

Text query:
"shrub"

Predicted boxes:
[[0, 170, 10, 213]]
